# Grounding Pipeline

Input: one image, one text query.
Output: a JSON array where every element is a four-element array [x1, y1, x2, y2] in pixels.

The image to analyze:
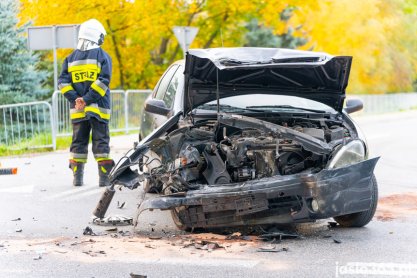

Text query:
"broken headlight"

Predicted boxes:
[[327, 140, 365, 169]]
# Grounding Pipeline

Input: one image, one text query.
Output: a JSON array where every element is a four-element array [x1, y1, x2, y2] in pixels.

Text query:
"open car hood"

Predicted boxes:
[[184, 47, 352, 113]]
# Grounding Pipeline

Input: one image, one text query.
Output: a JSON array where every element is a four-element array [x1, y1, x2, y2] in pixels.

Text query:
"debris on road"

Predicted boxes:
[[259, 231, 299, 242], [328, 221, 338, 228], [70, 239, 95, 246], [15, 229, 22, 233], [83, 226, 96, 236], [333, 239, 342, 244], [121, 230, 130, 236], [11, 217, 21, 221], [183, 240, 225, 252], [117, 201, 126, 209], [105, 227, 118, 233], [130, 273, 147, 278], [226, 232, 242, 240], [93, 215, 133, 226], [148, 235, 162, 240], [257, 246, 289, 253], [33, 254, 42, 260]]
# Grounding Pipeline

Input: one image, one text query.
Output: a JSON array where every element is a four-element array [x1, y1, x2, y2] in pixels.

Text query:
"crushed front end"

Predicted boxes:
[[99, 112, 378, 229], [138, 157, 378, 228]]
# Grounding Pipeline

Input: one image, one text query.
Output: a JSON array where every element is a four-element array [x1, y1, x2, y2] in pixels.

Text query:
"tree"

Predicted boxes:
[[244, 7, 308, 48], [0, 0, 47, 104], [19, 0, 417, 94]]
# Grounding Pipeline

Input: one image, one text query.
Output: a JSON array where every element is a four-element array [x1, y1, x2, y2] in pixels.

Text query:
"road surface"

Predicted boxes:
[[0, 111, 416, 278]]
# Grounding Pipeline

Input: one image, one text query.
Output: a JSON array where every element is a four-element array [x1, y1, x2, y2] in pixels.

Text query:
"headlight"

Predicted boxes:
[[327, 140, 366, 169]]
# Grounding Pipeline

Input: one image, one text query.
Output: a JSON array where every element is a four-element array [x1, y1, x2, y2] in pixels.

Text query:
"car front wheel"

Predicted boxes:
[[333, 174, 378, 227]]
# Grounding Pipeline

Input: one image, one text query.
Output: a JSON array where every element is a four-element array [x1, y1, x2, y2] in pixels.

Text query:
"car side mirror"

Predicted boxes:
[[344, 99, 363, 114], [144, 98, 170, 116]]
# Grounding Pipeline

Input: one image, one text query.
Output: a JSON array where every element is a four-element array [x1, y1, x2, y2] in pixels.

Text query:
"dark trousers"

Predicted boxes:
[[70, 117, 110, 162]]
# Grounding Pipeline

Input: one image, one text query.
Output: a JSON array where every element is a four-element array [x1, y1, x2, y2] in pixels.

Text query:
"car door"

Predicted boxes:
[[140, 65, 179, 138]]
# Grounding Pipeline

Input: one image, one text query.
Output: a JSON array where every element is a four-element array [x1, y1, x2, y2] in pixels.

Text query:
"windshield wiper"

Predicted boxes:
[[198, 103, 248, 112], [245, 105, 326, 113]]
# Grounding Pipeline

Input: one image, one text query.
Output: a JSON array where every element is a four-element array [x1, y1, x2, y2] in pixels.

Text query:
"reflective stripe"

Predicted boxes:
[[68, 59, 101, 73], [100, 166, 107, 173], [70, 105, 111, 120], [72, 158, 87, 163], [84, 106, 111, 119], [70, 153, 88, 159], [58, 83, 74, 94], [70, 112, 86, 120], [96, 157, 111, 162], [68, 64, 101, 73], [94, 153, 110, 158], [68, 59, 101, 69], [91, 80, 107, 97]]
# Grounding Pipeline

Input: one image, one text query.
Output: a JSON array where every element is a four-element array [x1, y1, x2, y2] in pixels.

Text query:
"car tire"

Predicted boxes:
[[170, 207, 191, 231], [333, 174, 378, 227]]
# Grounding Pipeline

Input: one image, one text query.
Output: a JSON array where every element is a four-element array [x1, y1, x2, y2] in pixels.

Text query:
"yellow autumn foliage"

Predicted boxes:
[[19, 0, 417, 94]]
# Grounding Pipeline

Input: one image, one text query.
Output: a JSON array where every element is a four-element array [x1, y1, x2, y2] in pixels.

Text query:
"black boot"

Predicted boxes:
[[69, 160, 85, 187], [98, 160, 114, 187]]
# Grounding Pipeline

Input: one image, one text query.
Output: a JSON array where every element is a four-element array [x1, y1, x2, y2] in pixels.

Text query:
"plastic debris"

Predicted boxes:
[[93, 215, 133, 226], [82, 226, 96, 236], [333, 239, 342, 244], [259, 231, 299, 242], [257, 246, 289, 253], [184, 240, 225, 252], [130, 273, 147, 278], [328, 221, 338, 228]]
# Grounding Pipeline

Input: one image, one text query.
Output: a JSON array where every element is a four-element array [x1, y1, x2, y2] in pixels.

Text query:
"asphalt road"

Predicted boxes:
[[0, 111, 417, 278]]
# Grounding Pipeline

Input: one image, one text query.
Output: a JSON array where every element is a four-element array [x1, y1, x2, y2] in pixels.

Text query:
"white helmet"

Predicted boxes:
[[78, 19, 106, 45]]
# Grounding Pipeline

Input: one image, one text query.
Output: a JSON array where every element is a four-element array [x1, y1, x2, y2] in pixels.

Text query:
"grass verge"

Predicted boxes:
[[0, 130, 137, 157]]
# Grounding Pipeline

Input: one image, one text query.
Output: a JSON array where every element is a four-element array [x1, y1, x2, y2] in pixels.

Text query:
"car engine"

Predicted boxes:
[[142, 114, 351, 194]]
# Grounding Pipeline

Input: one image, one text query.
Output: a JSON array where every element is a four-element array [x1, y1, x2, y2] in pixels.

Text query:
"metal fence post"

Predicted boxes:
[[124, 89, 152, 134], [124, 90, 129, 134], [46, 101, 56, 150]]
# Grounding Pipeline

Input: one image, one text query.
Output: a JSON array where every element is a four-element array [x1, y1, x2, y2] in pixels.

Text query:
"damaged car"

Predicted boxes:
[[93, 47, 379, 230]]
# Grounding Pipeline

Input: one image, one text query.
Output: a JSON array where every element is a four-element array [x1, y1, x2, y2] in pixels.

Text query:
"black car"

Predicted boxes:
[[94, 47, 378, 230]]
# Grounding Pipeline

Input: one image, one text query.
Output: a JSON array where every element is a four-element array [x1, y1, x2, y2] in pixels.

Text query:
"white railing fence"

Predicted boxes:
[[51, 89, 152, 138], [2, 89, 151, 151], [348, 93, 417, 114], [0, 101, 55, 151]]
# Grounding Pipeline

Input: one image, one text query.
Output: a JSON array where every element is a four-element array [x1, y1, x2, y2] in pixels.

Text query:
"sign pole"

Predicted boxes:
[[173, 26, 199, 59], [52, 26, 58, 91]]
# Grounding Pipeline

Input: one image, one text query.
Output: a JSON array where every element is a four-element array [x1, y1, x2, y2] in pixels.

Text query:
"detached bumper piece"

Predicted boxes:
[[137, 157, 379, 228]]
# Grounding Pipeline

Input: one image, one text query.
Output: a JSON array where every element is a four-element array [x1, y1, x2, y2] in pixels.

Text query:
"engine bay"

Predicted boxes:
[[142, 113, 353, 194]]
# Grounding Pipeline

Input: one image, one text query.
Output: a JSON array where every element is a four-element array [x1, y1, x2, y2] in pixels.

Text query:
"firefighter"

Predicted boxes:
[[58, 19, 114, 187]]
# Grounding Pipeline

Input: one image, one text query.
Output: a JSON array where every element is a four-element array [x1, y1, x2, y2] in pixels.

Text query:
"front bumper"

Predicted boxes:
[[137, 157, 379, 228]]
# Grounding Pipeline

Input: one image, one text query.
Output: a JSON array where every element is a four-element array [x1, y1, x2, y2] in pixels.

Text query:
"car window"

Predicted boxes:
[[198, 94, 336, 113], [163, 66, 183, 108], [154, 65, 179, 100]]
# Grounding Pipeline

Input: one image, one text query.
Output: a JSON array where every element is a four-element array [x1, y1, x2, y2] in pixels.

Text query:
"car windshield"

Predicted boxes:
[[195, 94, 336, 113]]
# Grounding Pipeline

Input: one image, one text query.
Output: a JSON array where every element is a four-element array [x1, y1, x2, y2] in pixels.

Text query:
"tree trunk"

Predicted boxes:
[[106, 19, 125, 89]]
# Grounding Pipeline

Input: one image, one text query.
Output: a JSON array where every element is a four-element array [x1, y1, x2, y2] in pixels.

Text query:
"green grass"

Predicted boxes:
[[0, 130, 138, 157]]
